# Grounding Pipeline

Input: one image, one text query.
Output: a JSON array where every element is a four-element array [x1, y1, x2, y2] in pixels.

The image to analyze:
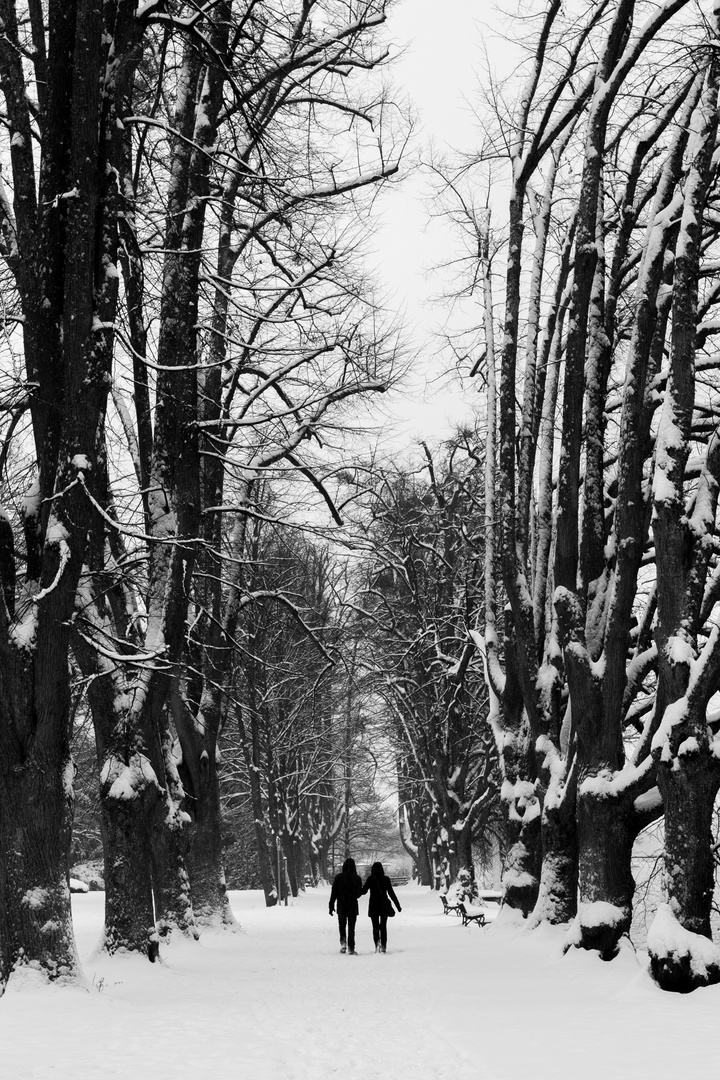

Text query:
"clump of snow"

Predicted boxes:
[[535, 734, 565, 782], [565, 901, 628, 947], [648, 903, 720, 980], [501, 778, 539, 821], [101, 753, 160, 801], [21, 888, 50, 911], [677, 736, 699, 757], [577, 901, 627, 929], [664, 635, 694, 666], [651, 698, 690, 761], [652, 468, 677, 506], [578, 759, 647, 799], [502, 870, 536, 890], [633, 786, 662, 813], [21, 478, 41, 520]]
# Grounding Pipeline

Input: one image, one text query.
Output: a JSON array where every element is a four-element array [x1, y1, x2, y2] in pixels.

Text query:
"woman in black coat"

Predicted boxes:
[[329, 857, 363, 954], [362, 861, 401, 953]]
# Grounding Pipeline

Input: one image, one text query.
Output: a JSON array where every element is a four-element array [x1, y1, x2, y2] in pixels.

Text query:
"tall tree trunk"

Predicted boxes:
[[648, 36, 720, 993], [150, 731, 197, 941], [184, 754, 235, 928], [238, 707, 278, 906], [0, 0, 139, 986], [531, 764, 577, 927], [100, 770, 160, 960], [0, 741, 78, 980], [650, 753, 720, 991]]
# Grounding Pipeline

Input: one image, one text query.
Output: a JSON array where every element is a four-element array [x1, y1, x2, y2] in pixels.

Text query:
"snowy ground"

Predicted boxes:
[[1, 885, 719, 1079]]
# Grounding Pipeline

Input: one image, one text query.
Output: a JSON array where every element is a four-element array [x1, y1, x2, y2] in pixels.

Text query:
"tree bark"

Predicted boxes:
[[100, 770, 160, 960]]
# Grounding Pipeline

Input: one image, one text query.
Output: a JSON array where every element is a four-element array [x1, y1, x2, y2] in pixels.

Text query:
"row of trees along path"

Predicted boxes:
[[461, 0, 720, 993], [0, 0, 400, 986]]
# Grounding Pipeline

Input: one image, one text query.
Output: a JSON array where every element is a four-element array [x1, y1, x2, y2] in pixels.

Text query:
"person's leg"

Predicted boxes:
[[347, 914, 357, 953], [338, 913, 347, 951], [380, 915, 388, 951], [370, 914, 380, 949]]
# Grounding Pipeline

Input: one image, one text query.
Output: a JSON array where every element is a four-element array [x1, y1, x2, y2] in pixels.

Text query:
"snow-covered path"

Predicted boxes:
[[1, 886, 719, 1079]]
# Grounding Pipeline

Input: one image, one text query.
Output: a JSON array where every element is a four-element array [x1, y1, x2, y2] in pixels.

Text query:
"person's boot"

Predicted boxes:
[[375, 943, 381, 953], [340, 942, 347, 953]]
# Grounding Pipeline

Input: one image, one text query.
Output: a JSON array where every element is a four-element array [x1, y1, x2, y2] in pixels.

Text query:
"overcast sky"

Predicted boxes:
[[369, 0, 517, 451]]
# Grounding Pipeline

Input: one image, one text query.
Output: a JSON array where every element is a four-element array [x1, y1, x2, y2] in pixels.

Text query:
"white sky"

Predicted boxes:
[[368, 0, 518, 452]]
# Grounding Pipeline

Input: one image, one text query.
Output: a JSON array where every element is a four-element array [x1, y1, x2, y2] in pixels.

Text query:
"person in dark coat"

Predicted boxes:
[[329, 857, 363, 954], [362, 861, 401, 953]]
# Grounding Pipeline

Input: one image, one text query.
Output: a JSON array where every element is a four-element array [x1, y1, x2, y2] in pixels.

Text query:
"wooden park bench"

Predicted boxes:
[[457, 901, 487, 928], [440, 894, 461, 917]]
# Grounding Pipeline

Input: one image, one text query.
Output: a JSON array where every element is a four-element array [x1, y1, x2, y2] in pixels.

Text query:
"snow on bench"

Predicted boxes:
[[457, 901, 488, 928], [440, 894, 461, 917]]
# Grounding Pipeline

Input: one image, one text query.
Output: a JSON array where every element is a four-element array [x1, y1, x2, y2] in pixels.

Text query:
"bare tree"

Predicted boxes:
[[0, 0, 144, 986]]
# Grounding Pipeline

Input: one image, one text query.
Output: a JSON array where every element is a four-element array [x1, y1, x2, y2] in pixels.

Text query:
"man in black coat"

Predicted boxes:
[[329, 857, 363, 954]]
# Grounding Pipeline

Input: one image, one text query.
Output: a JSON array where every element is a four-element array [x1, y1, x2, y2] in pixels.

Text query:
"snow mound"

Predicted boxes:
[[648, 903, 720, 992]]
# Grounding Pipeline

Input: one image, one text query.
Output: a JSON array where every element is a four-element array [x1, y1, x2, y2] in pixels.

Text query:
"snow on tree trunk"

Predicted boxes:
[[648, 904, 720, 995], [151, 774, 197, 942], [172, 681, 237, 930], [152, 826, 196, 941], [502, 820, 541, 916], [648, 31, 720, 993], [566, 787, 635, 958], [530, 768, 577, 927], [100, 758, 160, 960], [649, 757, 720, 991]]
